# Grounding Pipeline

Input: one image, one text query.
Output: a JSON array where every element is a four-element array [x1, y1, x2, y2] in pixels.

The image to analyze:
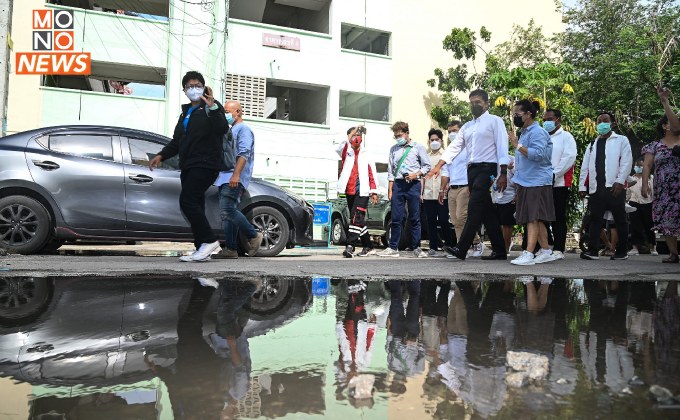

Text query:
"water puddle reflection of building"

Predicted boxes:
[[0, 276, 678, 418]]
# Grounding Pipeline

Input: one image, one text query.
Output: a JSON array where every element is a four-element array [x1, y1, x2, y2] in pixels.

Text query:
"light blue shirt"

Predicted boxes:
[[214, 123, 255, 189], [513, 122, 553, 187], [387, 141, 431, 181]]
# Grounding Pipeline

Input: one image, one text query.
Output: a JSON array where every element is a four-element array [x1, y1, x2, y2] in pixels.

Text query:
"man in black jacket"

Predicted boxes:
[[150, 71, 229, 261]]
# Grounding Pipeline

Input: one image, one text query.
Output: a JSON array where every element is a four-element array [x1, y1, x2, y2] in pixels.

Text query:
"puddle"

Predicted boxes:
[[0, 276, 679, 419]]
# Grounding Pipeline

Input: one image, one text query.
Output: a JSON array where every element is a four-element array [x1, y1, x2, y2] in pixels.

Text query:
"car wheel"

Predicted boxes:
[[331, 217, 347, 245], [247, 206, 289, 257], [0, 278, 54, 327], [0, 196, 51, 255], [247, 278, 293, 316]]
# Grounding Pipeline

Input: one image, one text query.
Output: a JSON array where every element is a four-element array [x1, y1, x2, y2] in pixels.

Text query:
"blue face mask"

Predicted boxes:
[[226, 113, 235, 125], [396, 136, 407, 146], [634, 166, 643, 174], [543, 121, 556, 133], [596, 122, 611, 135]]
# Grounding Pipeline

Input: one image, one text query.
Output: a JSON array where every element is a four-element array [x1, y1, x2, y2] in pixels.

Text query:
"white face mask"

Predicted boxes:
[[430, 141, 441, 151], [185, 87, 203, 102], [448, 132, 458, 142]]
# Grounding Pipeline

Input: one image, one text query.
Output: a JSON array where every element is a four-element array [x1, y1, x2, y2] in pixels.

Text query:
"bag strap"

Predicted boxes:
[[393, 145, 413, 177]]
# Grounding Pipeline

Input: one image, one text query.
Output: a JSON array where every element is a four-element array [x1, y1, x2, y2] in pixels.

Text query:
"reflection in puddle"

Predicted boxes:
[[0, 277, 678, 419]]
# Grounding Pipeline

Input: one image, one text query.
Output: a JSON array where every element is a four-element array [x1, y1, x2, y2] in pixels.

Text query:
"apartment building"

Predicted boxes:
[[6, 0, 561, 200]]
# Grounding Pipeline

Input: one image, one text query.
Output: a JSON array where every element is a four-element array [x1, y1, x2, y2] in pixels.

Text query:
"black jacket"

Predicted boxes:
[[159, 100, 229, 170]]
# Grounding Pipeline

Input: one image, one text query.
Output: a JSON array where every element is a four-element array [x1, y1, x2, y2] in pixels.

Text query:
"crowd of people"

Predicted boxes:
[[156, 71, 678, 265], [337, 86, 680, 265]]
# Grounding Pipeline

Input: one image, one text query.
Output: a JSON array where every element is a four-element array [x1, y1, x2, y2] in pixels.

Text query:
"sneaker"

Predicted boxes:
[[628, 248, 639, 256], [179, 253, 212, 262], [213, 248, 238, 259], [413, 248, 428, 258], [580, 251, 599, 260], [518, 275, 534, 284], [551, 250, 565, 260], [343, 245, 355, 258], [537, 276, 554, 285], [246, 232, 264, 257], [356, 247, 376, 257], [377, 248, 400, 257], [533, 250, 556, 264], [611, 254, 629, 260], [427, 249, 445, 258], [443, 246, 465, 260], [197, 277, 219, 288], [468, 242, 485, 258], [651, 248, 659, 256], [190, 241, 221, 261], [511, 250, 536, 266]]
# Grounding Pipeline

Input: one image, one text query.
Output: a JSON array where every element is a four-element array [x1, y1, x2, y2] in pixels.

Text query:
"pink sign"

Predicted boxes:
[[262, 33, 301, 51]]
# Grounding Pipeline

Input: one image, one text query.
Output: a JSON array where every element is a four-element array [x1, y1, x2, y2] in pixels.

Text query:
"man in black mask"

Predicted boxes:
[[427, 89, 510, 261]]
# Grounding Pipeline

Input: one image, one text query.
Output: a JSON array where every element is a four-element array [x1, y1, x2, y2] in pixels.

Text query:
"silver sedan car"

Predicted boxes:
[[0, 125, 314, 256]]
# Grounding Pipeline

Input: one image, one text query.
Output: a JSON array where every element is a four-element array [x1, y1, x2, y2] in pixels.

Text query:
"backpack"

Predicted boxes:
[[221, 127, 236, 171]]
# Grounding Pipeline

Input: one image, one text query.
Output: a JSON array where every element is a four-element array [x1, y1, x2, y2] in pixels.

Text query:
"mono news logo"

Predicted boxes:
[[16, 9, 91, 75]]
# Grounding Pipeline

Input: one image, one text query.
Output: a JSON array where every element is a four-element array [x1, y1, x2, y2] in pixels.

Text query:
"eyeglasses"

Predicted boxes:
[[185, 84, 204, 90]]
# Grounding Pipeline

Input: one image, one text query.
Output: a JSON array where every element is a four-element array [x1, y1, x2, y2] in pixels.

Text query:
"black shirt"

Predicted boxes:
[[595, 137, 607, 191]]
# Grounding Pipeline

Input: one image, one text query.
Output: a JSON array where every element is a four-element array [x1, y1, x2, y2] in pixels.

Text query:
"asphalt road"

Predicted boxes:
[[0, 243, 677, 281]]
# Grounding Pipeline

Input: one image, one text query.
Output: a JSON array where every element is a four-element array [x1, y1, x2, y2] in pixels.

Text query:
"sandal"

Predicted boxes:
[[662, 254, 679, 264]]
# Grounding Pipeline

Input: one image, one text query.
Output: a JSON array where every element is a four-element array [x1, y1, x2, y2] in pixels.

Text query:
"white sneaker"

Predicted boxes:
[[651, 248, 659, 256], [628, 248, 639, 256], [551, 250, 565, 260], [377, 248, 400, 257], [197, 277, 219, 288], [468, 242, 485, 258], [537, 276, 554, 284], [191, 241, 221, 261], [511, 250, 536, 265], [534, 250, 556, 264], [413, 248, 428, 258]]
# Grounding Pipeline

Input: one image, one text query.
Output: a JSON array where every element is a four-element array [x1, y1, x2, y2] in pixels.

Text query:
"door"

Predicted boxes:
[[24, 132, 126, 230]]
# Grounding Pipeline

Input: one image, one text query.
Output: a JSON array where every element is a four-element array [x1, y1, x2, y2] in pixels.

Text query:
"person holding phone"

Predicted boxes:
[[149, 71, 229, 262]]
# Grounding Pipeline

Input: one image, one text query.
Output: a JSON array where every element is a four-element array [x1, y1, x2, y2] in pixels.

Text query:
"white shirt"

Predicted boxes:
[[441, 148, 469, 185], [550, 127, 578, 187], [441, 111, 510, 167], [422, 149, 445, 200], [579, 132, 633, 193]]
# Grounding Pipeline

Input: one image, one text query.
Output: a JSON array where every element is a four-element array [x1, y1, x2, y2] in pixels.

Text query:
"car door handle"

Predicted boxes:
[[32, 160, 60, 170], [128, 174, 153, 183]]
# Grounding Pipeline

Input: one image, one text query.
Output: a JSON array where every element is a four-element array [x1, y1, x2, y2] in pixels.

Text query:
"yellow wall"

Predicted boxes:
[[391, 0, 563, 144], [0, 377, 31, 419], [7, 0, 44, 135]]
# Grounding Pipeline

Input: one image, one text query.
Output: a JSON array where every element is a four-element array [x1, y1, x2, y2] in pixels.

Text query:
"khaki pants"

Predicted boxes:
[[448, 186, 479, 244]]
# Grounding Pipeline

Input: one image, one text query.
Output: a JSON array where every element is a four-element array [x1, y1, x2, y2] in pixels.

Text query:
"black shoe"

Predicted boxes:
[[580, 251, 599, 260], [481, 251, 507, 260], [444, 246, 466, 260], [611, 254, 629, 260], [343, 245, 355, 258], [356, 247, 376, 257]]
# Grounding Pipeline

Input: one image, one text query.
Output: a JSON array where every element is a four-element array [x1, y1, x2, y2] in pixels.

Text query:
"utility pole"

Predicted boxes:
[[0, 0, 12, 136]]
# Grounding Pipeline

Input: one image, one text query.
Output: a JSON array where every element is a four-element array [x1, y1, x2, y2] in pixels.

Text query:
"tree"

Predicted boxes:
[[560, 0, 680, 146]]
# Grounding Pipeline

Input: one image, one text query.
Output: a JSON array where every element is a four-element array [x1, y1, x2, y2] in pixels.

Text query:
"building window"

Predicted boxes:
[[266, 80, 329, 125], [339, 91, 390, 122], [225, 73, 266, 118], [341, 24, 390, 56], [51, 0, 170, 19], [230, 0, 331, 34], [43, 62, 166, 98]]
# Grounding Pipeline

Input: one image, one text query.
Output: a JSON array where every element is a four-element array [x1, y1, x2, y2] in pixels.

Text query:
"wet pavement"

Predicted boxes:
[[1, 276, 679, 419]]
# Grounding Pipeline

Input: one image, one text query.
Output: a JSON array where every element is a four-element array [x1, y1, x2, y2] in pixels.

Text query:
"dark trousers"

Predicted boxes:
[[457, 163, 506, 254], [588, 188, 628, 255], [423, 199, 453, 250], [389, 180, 421, 250], [550, 186, 570, 252], [346, 194, 371, 248], [180, 167, 219, 249], [388, 280, 421, 339], [629, 202, 655, 248]]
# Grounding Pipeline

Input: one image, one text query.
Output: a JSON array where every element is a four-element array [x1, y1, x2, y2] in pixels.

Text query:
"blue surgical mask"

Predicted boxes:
[[185, 87, 203, 102], [226, 113, 235, 125], [543, 121, 556, 133], [396, 136, 407, 146], [596, 122, 611, 135], [634, 166, 643, 174]]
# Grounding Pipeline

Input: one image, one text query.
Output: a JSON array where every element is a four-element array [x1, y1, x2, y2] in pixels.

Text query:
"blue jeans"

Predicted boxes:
[[389, 180, 421, 250], [218, 184, 257, 250]]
